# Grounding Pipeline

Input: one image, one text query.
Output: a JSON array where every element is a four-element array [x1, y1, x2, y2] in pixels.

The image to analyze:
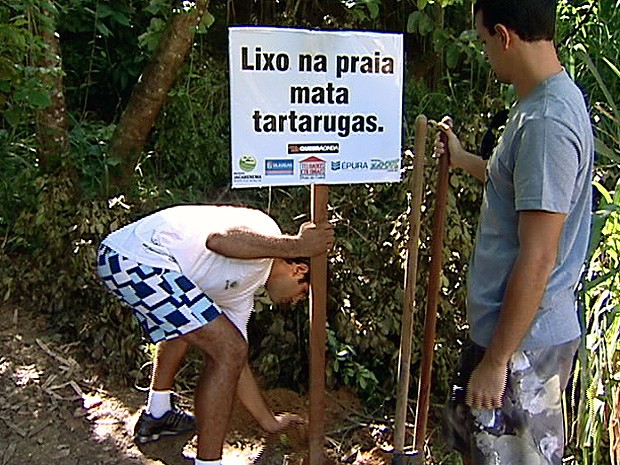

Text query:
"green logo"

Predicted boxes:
[[239, 155, 257, 172]]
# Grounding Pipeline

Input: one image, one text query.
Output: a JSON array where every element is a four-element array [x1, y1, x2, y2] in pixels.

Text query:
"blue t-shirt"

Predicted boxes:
[[468, 70, 594, 349]]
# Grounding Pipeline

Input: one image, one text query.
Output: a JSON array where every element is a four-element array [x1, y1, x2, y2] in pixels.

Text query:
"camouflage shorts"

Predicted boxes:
[[441, 338, 579, 465]]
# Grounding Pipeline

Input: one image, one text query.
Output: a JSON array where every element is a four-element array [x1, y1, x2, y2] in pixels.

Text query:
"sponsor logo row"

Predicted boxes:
[[234, 155, 399, 183]]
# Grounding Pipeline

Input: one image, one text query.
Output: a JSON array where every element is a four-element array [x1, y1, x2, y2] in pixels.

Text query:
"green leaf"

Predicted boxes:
[[3, 108, 20, 126], [418, 12, 434, 35], [105, 157, 122, 166], [14, 89, 51, 108], [145, 3, 162, 15], [366, 2, 380, 19], [406, 11, 421, 34], [28, 91, 51, 107], [95, 21, 113, 38], [576, 50, 619, 120], [446, 43, 460, 69], [112, 11, 131, 27], [595, 137, 620, 164], [97, 4, 114, 18], [602, 57, 620, 79], [200, 12, 215, 29], [459, 29, 478, 41]]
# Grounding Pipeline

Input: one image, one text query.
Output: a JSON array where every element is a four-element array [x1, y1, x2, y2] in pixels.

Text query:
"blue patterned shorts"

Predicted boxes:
[[442, 338, 579, 465], [97, 244, 221, 342]]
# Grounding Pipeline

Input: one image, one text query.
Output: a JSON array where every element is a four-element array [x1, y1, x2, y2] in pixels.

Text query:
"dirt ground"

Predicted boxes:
[[0, 303, 397, 465]]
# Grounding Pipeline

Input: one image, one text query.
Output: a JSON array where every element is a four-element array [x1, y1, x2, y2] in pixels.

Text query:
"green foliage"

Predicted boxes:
[[58, 0, 150, 122], [554, 3, 620, 463], [146, 57, 231, 196], [0, 130, 39, 236], [327, 328, 379, 397], [249, 284, 310, 390], [407, 10, 434, 36], [576, 49, 620, 168], [575, 179, 620, 465], [69, 118, 118, 196], [343, 0, 382, 23], [0, 174, 149, 383], [0, 0, 56, 129], [137, 0, 190, 54], [557, 0, 620, 176]]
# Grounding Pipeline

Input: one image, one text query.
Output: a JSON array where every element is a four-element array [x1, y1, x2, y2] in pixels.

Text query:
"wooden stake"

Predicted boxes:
[[413, 127, 451, 454], [309, 184, 329, 465], [394, 115, 428, 456]]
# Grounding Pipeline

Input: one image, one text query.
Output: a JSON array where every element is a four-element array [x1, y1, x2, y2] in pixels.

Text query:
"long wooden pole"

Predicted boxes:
[[394, 115, 428, 458], [413, 128, 451, 453], [309, 184, 329, 465]]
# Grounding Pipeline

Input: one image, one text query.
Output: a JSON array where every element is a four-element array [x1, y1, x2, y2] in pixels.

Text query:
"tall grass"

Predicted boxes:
[[576, 178, 620, 465], [573, 51, 620, 465]]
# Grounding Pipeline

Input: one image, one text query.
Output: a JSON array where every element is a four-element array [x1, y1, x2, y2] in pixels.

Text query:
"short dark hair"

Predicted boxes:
[[474, 0, 556, 42], [285, 257, 311, 284]]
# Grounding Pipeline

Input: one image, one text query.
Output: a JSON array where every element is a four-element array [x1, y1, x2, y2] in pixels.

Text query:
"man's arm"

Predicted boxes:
[[236, 363, 304, 433], [466, 210, 566, 409], [451, 147, 488, 182], [206, 221, 334, 259]]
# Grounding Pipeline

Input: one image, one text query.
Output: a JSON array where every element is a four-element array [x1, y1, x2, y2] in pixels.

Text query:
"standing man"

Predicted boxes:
[[97, 204, 335, 465], [437, 0, 593, 463]]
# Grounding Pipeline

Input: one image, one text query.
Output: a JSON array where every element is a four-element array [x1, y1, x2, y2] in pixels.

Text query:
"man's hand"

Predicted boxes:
[[296, 222, 335, 257], [434, 116, 487, 181], [434, 117, 466, 169], [263, 413, 306, 434], [465, 356, 509, 409]]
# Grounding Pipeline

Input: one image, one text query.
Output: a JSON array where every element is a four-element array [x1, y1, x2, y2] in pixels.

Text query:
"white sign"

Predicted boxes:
[[229, 27, 404, 188]]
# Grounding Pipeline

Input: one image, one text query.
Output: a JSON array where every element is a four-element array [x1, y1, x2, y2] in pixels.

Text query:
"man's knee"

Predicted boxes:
[[215, 337, 248, 370], [183, 315, 248, 365]]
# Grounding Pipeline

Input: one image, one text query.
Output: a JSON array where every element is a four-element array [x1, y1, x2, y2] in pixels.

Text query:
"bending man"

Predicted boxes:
[[97, 204, 335, 465]]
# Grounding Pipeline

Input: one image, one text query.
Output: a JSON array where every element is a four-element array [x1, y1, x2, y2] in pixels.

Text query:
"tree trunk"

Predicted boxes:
[[35, 4, 70, 175], [108, 0, 210, 192], [430, 3, 445, 90]]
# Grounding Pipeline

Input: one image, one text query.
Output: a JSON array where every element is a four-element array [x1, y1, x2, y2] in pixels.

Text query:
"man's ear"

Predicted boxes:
[[495, 23, 512, 49], [293, 262, 309, 277]]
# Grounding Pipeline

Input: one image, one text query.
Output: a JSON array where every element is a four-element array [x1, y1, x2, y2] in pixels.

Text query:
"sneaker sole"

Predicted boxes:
[[135, 429, 195, 444]]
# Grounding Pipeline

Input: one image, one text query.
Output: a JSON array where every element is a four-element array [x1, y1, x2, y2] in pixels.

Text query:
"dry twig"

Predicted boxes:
[[35, 338, 79, 369]]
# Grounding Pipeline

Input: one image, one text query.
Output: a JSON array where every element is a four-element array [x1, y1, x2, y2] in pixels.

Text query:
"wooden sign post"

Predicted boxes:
[[309, 184, 329, 465]]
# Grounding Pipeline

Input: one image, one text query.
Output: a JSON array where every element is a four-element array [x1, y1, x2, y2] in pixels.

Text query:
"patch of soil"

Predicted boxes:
[[0, 304, 397, 465]]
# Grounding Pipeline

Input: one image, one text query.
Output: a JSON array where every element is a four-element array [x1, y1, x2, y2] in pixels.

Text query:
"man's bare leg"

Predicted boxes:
[[143, 339, 191, 417], [151, 338, 190, 390], [135, 339, 195, 444], [183, 315, 247, 461]]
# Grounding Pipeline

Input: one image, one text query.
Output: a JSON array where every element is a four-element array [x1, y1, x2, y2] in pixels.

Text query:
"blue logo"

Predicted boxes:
[[265, 159, 294, 175], [331, 160, 368, 171]]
